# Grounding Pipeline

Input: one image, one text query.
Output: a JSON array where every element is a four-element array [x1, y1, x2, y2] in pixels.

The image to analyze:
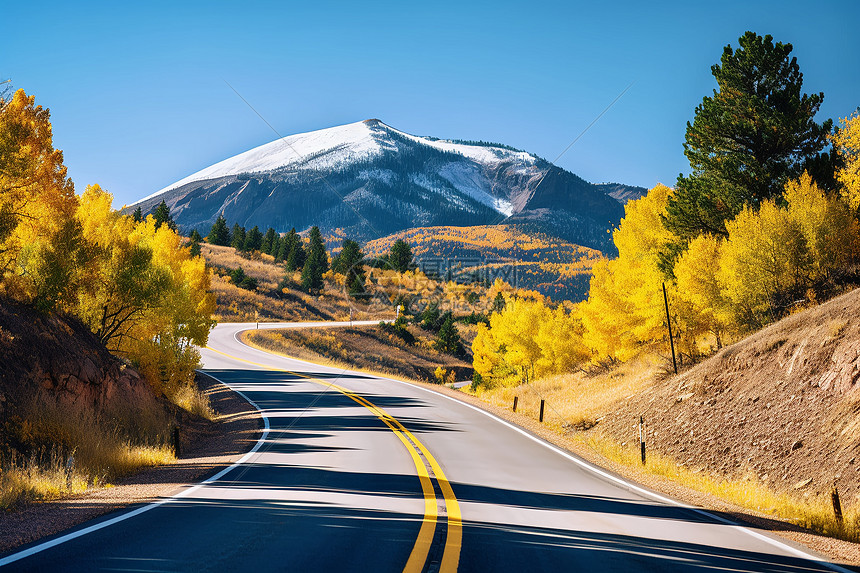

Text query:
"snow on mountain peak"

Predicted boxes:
[[141, 119, 539, 205]]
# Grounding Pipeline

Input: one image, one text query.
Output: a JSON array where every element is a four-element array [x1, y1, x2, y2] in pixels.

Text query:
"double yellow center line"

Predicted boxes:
[[205, 345, 462, 572]]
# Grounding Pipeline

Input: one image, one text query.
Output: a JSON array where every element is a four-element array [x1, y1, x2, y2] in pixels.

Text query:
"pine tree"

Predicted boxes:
[[272, 234, 285, 261], [662, 31, 833, 268], [231, 224, 246, 251], [189, 229, 202, 242], [491, 291, 506, 314], [434, 315, 463, 355], [389, 239, 413, 272], [244, 225, 263, 252], [281, 228, 300, 269], [153, 200, 176, 231], [300, 226, 328, 292], [334, 238, 365, 296], [207, 215, 231, 246], [132, 206, 143, 223], [261, 227, 277, 255], [188, 234, 202, 257]]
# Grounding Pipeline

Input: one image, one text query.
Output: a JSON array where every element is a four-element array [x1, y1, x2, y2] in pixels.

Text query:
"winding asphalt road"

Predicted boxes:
[[1, 321, 853, 572]]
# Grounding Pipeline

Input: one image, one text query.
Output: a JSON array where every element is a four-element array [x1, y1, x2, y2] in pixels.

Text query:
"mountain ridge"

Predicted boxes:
[[133, 119, 645, 252]]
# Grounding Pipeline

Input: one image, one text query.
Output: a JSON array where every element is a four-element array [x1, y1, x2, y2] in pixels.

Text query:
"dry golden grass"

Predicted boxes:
[[205, 246, 394, 323], [0, 402, 174, 509], [166, 383, 215, 420], [242, 326, 473, 383], [578, 432, 860, 542], [469, 359, 658, 431], [202, 244, 283, 289]]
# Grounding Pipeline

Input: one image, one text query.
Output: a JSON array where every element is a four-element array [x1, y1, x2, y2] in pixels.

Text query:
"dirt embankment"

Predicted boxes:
[[0, 301, 160, 430], [604, 287, 860, 501], [0, 300, 263, 551]]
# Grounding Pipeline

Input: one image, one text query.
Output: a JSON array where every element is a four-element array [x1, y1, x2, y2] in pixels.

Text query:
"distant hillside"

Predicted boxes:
[[603, 287, 860, 501], [595, 182, 648, 204], [132, 119, 637, 253], [363, 225, 602, 301]]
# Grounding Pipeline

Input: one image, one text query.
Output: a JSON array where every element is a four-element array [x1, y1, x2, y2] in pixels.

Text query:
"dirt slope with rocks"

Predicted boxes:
[[0, 300, 160, 425], [604, 287, 860, 502]]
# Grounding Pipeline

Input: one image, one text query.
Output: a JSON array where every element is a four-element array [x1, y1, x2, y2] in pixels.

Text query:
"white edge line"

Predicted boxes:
[[0, 374, 271, 568], [227, 324, 853, 573]]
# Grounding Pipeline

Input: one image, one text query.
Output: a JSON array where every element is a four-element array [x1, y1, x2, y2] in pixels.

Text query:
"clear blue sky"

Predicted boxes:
[[4, 0, 858, 207]]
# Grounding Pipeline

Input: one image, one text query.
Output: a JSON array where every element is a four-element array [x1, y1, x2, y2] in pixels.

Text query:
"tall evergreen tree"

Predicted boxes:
[[301, 226, 328, 292], [188, 233, 202, 257], [207, 214, 231, 246], [283, 228, 305, 271], [132, 206, 143, 223], [334, 238, 365, 296], [661, 32, 833, 272], [272, 234, 285, 261], [434, 315, 463, 356], [261, 227, 278, 255], [389, 239, 413, 272], [231, 224, 246, 251], [244, 225, 263, 252], [152, 200, 176, 231]]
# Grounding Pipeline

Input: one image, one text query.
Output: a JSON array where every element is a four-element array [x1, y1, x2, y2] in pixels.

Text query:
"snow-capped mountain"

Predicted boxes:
[[133, 119, 643, 252]]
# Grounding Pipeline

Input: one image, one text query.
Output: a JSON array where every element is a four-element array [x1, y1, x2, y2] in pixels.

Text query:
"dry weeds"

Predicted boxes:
[[242, 325, 474, 383]]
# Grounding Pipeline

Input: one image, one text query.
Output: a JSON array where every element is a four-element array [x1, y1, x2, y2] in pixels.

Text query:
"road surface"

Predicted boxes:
[[1, 321, 851, 572]]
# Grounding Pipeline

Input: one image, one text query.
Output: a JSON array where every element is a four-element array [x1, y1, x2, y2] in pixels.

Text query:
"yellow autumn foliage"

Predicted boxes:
[[579, 184, 680, 361], [833, 113, 860, 211], [719, 173, 858, 329], [0, 89, 215, 397], [472, 295, 589, 387]]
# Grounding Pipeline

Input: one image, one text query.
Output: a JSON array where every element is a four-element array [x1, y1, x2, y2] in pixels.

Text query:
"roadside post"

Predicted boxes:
[[173, 426, 181, 458], [539, 399, 545, 423], [832, 483, 844, 526], [639, 416, 646, 465], [512, 396, 518, 412]]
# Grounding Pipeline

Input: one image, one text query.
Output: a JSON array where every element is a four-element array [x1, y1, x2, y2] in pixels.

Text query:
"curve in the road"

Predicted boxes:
[[1, 320, 853, 573], [204, 343, 461, 573]]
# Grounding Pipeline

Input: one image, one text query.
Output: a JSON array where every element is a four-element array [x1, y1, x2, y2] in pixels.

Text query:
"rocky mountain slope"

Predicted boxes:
[[134, 120, 644, 252]]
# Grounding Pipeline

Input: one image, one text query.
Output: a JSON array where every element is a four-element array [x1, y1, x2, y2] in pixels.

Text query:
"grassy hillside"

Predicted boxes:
[[202, 241, 506, 323], [604, 286, 860, 501], [243, 323, 476, 384], [362, 225, 601, 301]]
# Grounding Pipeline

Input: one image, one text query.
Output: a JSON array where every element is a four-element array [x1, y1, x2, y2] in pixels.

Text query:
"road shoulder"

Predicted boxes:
[[0, 372, 263, 554]]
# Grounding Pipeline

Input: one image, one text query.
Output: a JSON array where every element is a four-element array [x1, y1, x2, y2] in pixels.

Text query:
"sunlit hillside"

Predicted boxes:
[[363, 225, 602, 301]]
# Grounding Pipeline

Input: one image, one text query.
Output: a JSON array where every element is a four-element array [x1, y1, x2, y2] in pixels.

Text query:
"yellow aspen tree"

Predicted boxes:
[[580, 184, 677, 361], [718, 200, 810, 328], [783, 172, 859, 283], [673, 233, 731, 348], [832, 113, 860, 210], [0, 89, 77, 297]]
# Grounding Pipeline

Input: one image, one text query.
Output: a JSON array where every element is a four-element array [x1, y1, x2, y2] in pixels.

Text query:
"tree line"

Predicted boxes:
[[203, 214, 414, 295]]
